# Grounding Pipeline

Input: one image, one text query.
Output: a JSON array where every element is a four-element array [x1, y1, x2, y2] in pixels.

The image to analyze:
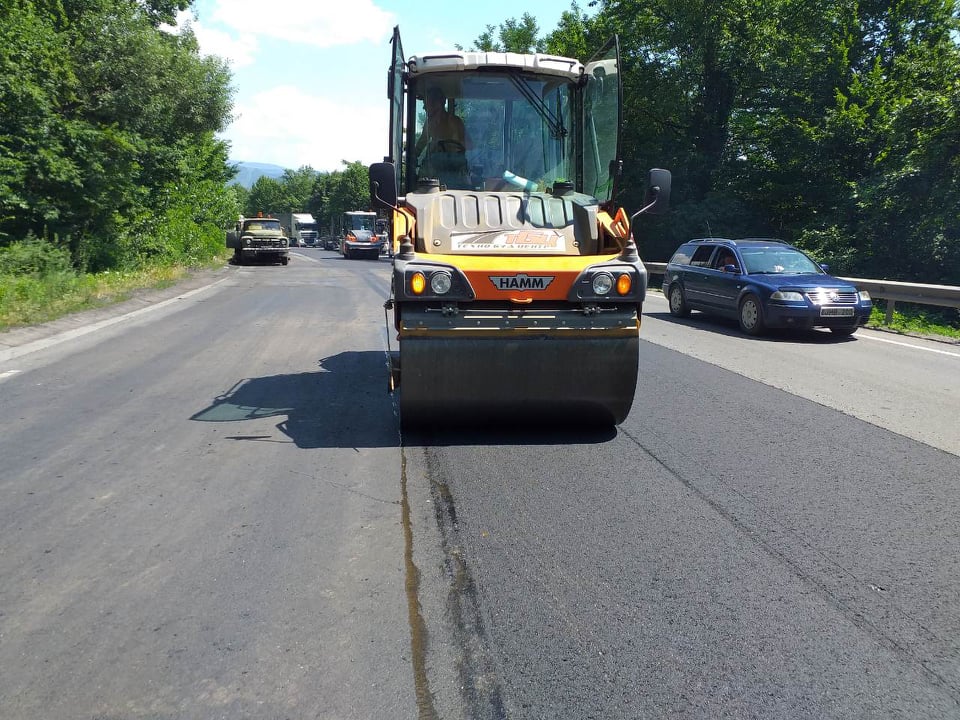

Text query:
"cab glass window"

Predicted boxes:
[[413, 72, 575, 192]]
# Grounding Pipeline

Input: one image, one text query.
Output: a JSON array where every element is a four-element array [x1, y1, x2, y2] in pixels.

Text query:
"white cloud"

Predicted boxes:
[[224, 86, 387, 171], [208, 0, 395, 48], [169, 9, 258, 68], [192, 24, 259, 69]]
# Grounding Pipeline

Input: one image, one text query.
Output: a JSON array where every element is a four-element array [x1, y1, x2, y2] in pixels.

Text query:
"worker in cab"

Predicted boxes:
[[416, 86, 470, 187]]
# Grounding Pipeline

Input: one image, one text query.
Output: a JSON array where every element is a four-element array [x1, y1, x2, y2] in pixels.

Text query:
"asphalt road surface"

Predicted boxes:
[[1, 250, 958, 719]]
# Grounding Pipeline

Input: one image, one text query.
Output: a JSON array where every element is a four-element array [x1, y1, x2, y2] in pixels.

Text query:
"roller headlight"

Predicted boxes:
[[592, 272, 614, 296], [430, 271, 452, 295]]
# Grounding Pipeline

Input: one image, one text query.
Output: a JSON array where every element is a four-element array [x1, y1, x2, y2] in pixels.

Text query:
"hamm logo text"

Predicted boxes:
[[490, 274, 555, 291]]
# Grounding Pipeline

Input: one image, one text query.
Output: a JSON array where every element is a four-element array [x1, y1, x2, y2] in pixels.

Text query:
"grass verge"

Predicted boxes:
[[865, 304, 960, 341], [0, 254, 229, 332]]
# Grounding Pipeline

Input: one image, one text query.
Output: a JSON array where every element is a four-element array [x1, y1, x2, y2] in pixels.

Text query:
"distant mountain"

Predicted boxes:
[[229, 161, 287, 188]]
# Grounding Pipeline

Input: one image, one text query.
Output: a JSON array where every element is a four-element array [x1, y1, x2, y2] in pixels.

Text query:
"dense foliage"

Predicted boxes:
[[244, 162, 375, 236], [483, 1, 960, 285], [0, 0, 237, 273]]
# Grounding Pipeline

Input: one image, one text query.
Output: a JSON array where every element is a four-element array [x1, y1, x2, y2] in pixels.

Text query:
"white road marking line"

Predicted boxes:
[[0, 370, 22, 382], [857, 333, 960, 358]]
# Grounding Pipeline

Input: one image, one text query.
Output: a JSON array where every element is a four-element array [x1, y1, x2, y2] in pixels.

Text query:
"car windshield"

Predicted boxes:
[[346, 215, 376, 231], [245, 220, 281, 231], [739, 247, 823, 275]]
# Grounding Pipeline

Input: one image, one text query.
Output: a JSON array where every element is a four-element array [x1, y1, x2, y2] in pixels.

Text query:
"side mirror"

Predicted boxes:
[[370, 162, 398, 210], [628, 168, 673, 235], [643, 168, 671, 215], [820, 263, 830, 272]]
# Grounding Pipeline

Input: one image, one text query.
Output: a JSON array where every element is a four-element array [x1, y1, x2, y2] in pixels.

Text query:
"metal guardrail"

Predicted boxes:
[[643, 263, 960, 325], [838, 278, 960, 323]]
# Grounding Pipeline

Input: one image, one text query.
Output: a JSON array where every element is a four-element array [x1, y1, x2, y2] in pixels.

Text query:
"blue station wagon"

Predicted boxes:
[[661, 239, 872, 336]]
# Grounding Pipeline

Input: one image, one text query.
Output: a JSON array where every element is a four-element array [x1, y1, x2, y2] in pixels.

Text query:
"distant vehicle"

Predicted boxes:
[[226, 215, 289, 266], [340, 211, 384, 259], [662, 238, 871, 335], [376, 218, 392, 256], [278, 212, 319, 247]]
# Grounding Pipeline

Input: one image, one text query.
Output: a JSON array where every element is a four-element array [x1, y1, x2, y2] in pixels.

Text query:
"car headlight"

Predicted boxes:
[[592, 272, 614, 296], [771, 290, 804, 302], [244, 237, 251, 246], [859, 290, 871, 301], [430, 271, 452, 295]]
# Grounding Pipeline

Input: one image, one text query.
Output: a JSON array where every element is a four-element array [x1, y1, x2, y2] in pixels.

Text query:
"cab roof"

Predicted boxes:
[[407, 51, 583, 81]]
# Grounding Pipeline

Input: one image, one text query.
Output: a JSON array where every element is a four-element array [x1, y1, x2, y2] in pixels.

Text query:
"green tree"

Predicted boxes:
[[579, 0, 960, 280], [246, 176, 286, 217], [279, 166, 318, 212], [473, 13, 541, 53], [0, 3, 80, 240], [307, 161, 370, 234], [1, 0, 234, 271], [542, 3, 593, 60]]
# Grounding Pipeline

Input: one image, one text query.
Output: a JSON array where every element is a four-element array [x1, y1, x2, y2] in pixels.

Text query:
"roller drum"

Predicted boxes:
[[398, 332, 639, 428]]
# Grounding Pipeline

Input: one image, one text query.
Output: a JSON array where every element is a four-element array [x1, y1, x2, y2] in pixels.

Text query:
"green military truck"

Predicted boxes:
[[226, 215, 290, 266]]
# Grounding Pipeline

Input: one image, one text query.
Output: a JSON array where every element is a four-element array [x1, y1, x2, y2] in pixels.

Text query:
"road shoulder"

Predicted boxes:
[[0, 264, 233, 354]]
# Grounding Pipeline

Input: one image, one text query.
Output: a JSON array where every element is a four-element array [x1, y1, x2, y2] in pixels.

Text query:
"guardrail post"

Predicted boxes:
[[885, 299, 896, 325]]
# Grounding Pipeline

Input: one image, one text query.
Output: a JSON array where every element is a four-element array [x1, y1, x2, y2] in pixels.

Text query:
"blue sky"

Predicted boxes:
[[174, 1, 588, 172]]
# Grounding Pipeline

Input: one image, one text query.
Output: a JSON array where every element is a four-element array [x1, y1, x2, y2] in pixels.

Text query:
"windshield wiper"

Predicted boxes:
[[508, 71, 566, 140]]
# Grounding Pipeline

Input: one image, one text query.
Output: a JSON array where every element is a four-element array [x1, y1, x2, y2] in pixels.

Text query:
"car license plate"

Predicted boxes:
[[821, 307, 855, 317]]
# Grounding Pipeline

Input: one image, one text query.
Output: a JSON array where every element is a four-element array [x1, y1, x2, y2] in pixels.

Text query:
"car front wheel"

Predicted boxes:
[[668, 284, 690, 317], [739, 294, 766, 336]]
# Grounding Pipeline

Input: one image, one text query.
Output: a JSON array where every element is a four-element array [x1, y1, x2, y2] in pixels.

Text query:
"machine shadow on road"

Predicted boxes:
[[190, 350, 619, 449], [190, 351, 400, 449]]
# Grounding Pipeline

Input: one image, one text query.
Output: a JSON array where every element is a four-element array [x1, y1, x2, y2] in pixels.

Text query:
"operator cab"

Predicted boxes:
[[375, 27, 623, 206]]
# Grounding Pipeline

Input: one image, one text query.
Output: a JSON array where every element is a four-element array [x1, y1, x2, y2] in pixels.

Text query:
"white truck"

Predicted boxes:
[[279, 212, 319, 247]]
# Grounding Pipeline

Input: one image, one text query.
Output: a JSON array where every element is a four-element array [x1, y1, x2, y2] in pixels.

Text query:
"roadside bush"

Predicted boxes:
[[0, 236, 74, 276], [0, 270, 93, 328]]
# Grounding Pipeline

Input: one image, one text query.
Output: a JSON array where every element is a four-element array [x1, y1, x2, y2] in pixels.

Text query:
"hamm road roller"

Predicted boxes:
[[369, 27, 670, 428]]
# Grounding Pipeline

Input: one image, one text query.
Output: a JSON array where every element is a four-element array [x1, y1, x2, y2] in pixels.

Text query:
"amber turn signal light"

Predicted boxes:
[[410, 271, 426, 295]]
